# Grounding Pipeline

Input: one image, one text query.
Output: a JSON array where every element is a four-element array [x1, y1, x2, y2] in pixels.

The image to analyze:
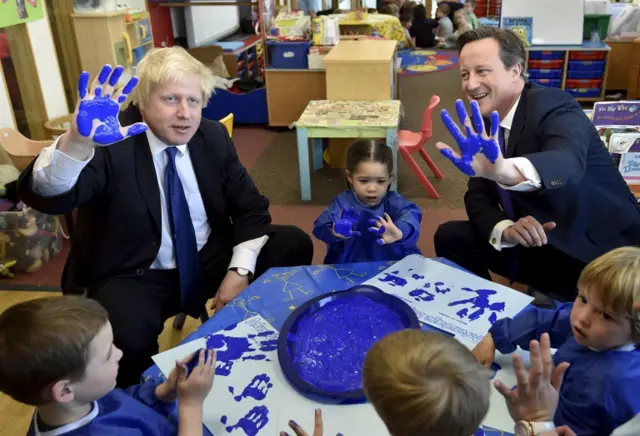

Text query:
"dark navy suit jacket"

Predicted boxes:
[[466, 82, 640, 263]]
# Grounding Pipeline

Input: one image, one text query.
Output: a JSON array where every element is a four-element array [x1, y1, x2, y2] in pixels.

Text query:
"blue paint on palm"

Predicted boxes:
[[332, 208, 361, 237], [226, 405, 269, 436], [76, 64, 146, 145], [184, 348, 211, 375], [233, 374, 273, 402], [367, 218, 386, 244], [440, 99, 501, 176]]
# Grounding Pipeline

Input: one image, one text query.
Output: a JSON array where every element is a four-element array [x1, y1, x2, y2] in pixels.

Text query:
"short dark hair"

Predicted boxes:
[[0, 296, 109, 406], [400, 11, 413, 24], [413, 4, 426, 20], [345, 139, 394, 177], [456, 27, 527, 78]]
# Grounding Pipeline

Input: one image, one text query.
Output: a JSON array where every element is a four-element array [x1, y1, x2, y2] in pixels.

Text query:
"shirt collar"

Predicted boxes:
[[500, 95, 521, 131], [33, 401, 99, 436], [145, 129, 187, 157]]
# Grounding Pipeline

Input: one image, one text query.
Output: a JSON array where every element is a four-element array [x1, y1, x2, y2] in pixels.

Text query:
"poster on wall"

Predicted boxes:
[[502, 17, 533, 46], [0, 0, 44, 29]]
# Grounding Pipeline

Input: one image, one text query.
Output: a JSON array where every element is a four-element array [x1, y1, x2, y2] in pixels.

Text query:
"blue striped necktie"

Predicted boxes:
[[164, 147, 205, 318]]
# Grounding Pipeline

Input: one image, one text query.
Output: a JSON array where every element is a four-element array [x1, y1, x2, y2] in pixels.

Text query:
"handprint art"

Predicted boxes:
[[76, 64, 147, 146], [332, 208, 361, 238], [439, 99, 501, 176]]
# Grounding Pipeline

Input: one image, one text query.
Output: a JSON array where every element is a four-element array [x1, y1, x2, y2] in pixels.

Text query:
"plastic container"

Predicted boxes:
[[527, 69, 563, 79], [565, 88, 602, 98], [267, 40, 312, 69], [202, 87, 269, 124], [528, 60, 564, 69], [529, 51, 565, 60], [567, 70, 604, 79], [583, 14, 611, 40], [568, 60, 605, 72], [531, 79, 562, 88], [569, 51, 606, 61], [566, 79, 603, 88]]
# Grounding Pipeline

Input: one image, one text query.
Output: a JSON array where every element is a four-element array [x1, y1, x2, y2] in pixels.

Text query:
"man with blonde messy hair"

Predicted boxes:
[[18, 46, 313, 388]]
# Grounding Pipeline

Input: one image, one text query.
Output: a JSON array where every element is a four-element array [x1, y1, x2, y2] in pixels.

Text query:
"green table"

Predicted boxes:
[[295, 100, 402, 201]]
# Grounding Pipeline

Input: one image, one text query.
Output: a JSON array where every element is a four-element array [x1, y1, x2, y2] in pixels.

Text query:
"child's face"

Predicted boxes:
[[436, 9, 445, 18], [570, 291, 634, 350], [67, 322, 123, 403], [464, 3, 475, 13], [403, 19, 412, 30], [455, 12, 467, 26], [347, 161, 392, 206]]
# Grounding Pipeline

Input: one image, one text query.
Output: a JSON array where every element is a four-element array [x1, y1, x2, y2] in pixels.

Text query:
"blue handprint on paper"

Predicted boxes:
[[233, 374, 273, 402], [332, 208, 361, 238], [448, 287, 506, 324], [424, 281, 451, 294], [379, 270, 407, 287], [439, 99, 501, 176], [226, 405, 269, 436], [409, 288, 435, 302], [76, 64, 147, 145]]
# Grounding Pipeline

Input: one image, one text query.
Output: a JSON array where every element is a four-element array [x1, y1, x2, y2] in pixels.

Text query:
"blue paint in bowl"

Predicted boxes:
[[278, 284, 420, 402]]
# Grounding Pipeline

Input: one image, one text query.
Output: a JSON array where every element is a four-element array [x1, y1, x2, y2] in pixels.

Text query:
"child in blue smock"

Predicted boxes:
[[472, 246, 640, 436], [313, 139, 422, 264], [0, 296, 215, 436]]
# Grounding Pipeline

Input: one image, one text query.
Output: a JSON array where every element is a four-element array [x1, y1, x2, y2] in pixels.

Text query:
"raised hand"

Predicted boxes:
[[331, 208, 361, 238], [73, 64, 147, 146], [369, 213, 403, 244], [437, 99, 501, 177]]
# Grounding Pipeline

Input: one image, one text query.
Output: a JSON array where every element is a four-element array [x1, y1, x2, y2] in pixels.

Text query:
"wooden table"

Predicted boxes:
[[294, 100, 401, 201]]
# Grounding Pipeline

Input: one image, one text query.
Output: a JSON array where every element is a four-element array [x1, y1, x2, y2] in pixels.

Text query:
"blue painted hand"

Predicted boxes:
[[331, 208, 361, 238], [368, 213, 403, 244], [437, 99, 501, 177], [75, 64, 147, 146]]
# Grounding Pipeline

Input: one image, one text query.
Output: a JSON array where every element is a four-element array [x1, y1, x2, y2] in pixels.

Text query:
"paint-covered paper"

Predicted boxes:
[[364, 255, 534, 344]]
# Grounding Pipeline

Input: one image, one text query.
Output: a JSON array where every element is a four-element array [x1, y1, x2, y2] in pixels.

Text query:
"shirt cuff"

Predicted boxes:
[[490, 219, 516, 251], [498, 157, 542, 192], [228, 235, 269, 275], [33, 135, 94, 173]]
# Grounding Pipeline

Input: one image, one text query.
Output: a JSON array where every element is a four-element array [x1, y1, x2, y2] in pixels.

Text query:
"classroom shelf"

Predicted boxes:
[[524, 42, 611, 102]]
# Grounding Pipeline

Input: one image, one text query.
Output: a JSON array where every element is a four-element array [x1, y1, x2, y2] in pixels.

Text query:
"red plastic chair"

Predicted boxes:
[[397, 95, 444, 199]]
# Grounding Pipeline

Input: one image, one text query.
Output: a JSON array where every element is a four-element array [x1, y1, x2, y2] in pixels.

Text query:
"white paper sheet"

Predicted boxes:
[[364, 255, 534, 345]]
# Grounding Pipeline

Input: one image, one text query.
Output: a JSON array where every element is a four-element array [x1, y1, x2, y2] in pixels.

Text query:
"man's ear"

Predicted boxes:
[[513, 62, 523, 81], [50, 380, 75, 404]]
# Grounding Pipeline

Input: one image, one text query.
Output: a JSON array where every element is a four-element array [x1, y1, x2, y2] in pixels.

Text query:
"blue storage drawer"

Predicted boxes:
[[568, 60, 605, 72], [202, 87, 269, 124], [566, 70, 603, 79], [565, 88, 601, 98], [528, 69, 563, 79], [267, 40, 312, 69], [531, 78, 562, 88], [529, 51, 565, 60]]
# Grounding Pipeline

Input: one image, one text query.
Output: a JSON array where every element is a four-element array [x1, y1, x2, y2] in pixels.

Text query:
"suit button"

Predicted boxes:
[[136, 269, 144, 276]]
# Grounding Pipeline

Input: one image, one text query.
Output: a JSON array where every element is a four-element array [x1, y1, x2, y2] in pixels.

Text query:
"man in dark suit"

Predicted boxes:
[[18, 47, 313, 387], [433, 27, 640, 300]]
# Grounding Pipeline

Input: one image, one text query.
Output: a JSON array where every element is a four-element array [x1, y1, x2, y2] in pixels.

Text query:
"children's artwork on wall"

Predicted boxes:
[[364, 255, 534, 344], [502, 17, 533, 46], [154, 315, 517, 435]]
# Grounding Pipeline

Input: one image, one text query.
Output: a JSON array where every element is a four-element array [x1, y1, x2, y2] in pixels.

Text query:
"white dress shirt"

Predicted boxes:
[[488, 96, 543, 251], [31, 130, 268, 275]]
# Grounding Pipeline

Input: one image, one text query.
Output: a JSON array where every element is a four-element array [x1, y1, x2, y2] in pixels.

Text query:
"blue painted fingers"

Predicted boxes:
[[77, 72, 90, 99], [332, 208, 361, 237], [368, 218, 386, 245], [118, 76, 139, 104]]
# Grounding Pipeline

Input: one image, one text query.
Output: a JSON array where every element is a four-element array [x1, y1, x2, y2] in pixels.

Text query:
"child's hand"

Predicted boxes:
[[280, 408, 324, 436], [156, 350, 209, 402], [177, 349, 216, 407], [368, 213, 403, 244], [331, 208, 361, 239], [472, 333, 496, 368]]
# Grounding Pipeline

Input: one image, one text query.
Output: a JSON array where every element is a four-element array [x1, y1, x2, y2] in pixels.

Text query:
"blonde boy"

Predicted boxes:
[[0, 296, 215, 436], [282, 330, 491, 436], [473, 246, 640, 436]]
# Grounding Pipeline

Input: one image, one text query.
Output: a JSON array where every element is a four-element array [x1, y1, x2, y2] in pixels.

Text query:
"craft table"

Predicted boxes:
[[294, 100, 401, 201], [144, 258, 514, 436]]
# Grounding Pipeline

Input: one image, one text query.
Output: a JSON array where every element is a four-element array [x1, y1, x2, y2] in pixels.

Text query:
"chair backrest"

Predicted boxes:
[[0, 128, 52, 170], [219, 113, 234, 138], [419, 95, 441, 141]]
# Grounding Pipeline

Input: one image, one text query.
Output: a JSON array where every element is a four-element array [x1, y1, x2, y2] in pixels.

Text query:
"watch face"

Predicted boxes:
[[515, 422, 532, 436]]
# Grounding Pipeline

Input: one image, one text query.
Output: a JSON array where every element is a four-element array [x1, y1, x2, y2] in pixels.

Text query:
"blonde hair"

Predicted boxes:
[[132, 46, 216, 109], [578, 246, 640, 340], [363, 330, 491, 436]]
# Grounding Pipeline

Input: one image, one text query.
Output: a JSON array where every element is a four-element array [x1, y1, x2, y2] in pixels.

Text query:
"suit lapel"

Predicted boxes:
[[505, 84, 530, 158], [188, 131, 218, 220], [134, 133, 162, 236]]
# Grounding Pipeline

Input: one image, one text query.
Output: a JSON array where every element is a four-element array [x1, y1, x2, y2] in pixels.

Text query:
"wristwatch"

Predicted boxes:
[[229, 267, 252, 278], [515, 421, 556, 436]]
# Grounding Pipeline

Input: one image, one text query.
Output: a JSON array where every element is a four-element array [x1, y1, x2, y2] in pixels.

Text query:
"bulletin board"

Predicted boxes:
[[500, 0, 584, 46]]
